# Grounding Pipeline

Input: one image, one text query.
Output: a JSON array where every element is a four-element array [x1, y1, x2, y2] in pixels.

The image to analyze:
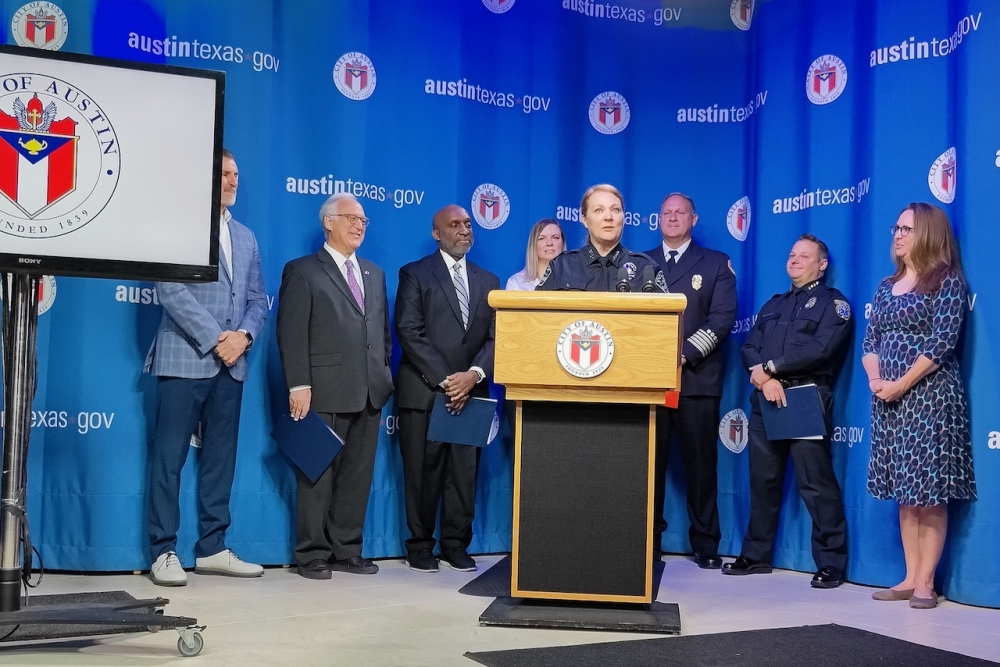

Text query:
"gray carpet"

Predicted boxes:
[[0, 590, 152, 643], [464, 624, 998, 667]]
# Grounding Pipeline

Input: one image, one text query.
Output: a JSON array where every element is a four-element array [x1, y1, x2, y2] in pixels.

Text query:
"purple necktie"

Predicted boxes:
[[345, 259, 365, 313]]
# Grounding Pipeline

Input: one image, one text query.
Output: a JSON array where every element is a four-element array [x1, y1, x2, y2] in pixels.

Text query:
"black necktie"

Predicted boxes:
[[666, 250, 679, 272]]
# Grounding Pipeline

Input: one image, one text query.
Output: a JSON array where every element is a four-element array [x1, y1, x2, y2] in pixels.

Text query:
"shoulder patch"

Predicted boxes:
[[655, 271, 668, 292], [834, 299, 851, 320]]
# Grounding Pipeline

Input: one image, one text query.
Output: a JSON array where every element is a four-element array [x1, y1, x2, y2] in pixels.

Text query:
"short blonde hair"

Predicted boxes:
[[580, 184, 624, 218]]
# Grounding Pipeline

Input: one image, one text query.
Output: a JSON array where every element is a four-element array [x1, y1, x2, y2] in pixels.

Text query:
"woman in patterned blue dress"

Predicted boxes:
[[862, 203, 976, 610]]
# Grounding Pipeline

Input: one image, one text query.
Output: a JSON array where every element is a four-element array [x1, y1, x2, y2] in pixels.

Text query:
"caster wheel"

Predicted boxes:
[[148, 608, 164, 633], [177, 631, 204, 657]]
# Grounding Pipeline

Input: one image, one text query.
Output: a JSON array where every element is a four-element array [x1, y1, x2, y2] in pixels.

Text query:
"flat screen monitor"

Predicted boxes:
[[0, 44, 224, 282]]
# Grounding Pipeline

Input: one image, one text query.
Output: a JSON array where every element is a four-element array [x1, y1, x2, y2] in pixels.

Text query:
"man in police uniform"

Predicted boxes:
[[536, 184, 665, 292], [723, 234, 852, 588], [645, 193, 736, 568]]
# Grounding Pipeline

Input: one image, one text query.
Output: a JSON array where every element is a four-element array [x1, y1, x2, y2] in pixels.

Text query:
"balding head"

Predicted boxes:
[[432, 204, 474, 259]]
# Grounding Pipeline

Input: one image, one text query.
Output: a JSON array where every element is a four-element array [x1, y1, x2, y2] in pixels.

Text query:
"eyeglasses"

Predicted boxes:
[[890, 225, 913, 237], [328, 213, 370, 228]]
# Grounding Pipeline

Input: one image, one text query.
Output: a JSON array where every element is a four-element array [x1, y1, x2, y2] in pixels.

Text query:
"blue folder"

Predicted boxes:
[[759, 383, 826, 441], [427, 393, 498, 447], [270, 410, 345, 484]]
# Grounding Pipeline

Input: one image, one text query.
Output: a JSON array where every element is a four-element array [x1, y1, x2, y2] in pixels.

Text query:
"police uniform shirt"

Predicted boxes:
[[742, 279, 853, 387], [535, 242, 666, 292]]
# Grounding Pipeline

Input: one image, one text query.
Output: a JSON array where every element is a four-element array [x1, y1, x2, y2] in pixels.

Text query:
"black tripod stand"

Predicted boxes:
[[0, 272, 205, 656]]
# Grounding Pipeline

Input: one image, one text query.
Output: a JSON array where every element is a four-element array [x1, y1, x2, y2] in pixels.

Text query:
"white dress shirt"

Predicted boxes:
[[439, 250, 484, 384], [219, 209, 233, 277], [505, 268, 540, 291], [324, 243, 364, 299], [661, 237, 693, 263]]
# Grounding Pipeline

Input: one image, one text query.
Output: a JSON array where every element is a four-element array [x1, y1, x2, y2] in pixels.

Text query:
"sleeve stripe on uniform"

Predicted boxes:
[[688, 329, 717, 357]]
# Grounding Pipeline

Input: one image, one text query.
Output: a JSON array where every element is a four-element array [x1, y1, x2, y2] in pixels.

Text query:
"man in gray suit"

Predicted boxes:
[[277, 193, 394, 580], [145, 149, 267, 586]]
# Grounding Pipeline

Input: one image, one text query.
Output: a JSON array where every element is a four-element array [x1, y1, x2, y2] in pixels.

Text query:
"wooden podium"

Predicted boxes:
[[488, 290, 686, 605]]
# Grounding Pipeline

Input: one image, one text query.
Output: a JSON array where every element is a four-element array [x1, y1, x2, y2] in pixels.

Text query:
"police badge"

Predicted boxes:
[[805, 297, 817, 309], [834, 299, 851, 320], [623, 262, 637, 280], [691, 274, 703, 291]]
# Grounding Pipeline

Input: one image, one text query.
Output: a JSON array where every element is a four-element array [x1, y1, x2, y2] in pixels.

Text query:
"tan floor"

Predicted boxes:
[[0, 555, 997, 665]]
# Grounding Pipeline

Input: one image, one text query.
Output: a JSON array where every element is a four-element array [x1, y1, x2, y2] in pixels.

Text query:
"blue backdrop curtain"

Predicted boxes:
[[1, 0, 997, 608]]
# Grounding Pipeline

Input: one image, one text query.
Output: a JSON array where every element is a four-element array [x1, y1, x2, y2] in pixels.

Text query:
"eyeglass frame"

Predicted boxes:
[[890, 224, 914, 237], [326, 213, 371, 228]]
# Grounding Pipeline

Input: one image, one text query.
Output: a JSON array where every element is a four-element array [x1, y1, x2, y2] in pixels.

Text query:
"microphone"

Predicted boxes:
[[615, 266, 631, 292], [641, 266, 657, 292]]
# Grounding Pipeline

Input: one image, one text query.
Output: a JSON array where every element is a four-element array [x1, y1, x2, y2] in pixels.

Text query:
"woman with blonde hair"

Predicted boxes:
[[862, 202, 976, 609], [536, 184, 664, 292], [506, 219, 566, 291]]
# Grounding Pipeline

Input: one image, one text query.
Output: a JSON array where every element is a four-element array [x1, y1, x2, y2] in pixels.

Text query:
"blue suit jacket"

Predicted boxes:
[[144, 216, 267, 381], [645, 242, 737, 397]]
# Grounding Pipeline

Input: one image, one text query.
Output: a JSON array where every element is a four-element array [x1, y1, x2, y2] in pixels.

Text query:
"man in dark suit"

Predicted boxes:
[[277, 193, 394, 580], [395, 204, 500, 573], [645, 192, 737, 568]]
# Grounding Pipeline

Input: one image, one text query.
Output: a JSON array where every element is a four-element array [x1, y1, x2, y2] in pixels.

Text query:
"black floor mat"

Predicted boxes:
[[465, 623, 998, 667]]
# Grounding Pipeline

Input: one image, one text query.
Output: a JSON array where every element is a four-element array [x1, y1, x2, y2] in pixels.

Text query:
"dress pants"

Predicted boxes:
[[398, 406, 481, 555], [294, 401, 381, 565], [741, 410, 847, 570], [148, 367, 243, 560], [653, 396, 722, 556]]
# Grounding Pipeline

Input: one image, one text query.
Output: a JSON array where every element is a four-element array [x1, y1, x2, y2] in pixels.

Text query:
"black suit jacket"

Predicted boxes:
[[394, 251, 500, 411], [277, 250, 394, 414], [645, 242, 737, 397]]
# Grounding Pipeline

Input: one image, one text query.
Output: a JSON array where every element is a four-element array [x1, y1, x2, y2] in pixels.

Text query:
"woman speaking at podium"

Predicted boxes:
[[535, 184, 665, 293]]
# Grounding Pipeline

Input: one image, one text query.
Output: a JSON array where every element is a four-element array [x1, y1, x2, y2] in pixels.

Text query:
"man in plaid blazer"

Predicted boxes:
[[143, 149, 267, 586]]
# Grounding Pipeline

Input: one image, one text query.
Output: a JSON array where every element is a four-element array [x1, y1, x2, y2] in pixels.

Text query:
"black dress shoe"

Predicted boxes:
[[694, 552, 723, 569], [440, 548, 477, 572], [330, 556, 379, 575], [297, 559, 332, 580], [811, 565, 845, 589], [405, 548, 439, 573], [722, 555, 772, 575]]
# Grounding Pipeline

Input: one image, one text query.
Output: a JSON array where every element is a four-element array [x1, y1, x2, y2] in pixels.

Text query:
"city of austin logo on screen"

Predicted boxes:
[[11, 3, 69, 51], [0, 73, 120, 239]]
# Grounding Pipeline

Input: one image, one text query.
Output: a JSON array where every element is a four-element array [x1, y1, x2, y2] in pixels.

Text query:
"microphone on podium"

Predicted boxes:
[[640, 266, 657, 292], [615, 267, 631, 292]]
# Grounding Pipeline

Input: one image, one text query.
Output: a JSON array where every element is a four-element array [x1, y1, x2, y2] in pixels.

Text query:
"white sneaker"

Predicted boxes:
[[150, 551, 187, 587], [195, 549, 264, 578]]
